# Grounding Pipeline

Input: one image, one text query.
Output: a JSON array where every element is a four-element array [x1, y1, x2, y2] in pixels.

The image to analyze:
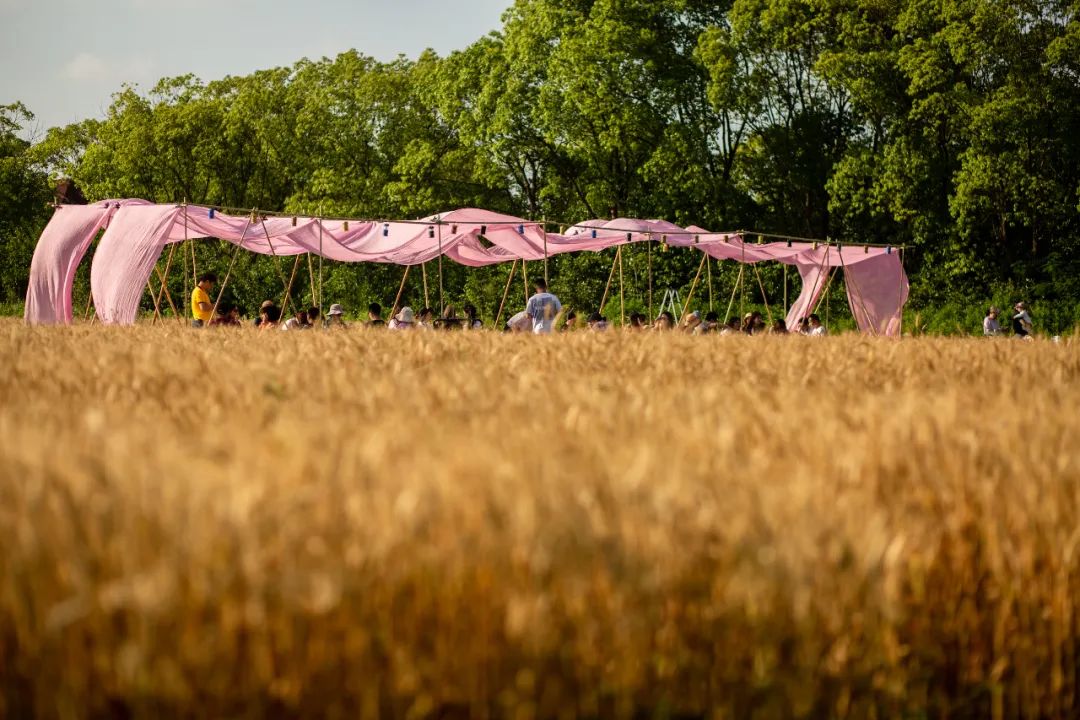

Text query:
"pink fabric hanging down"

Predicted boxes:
[[22, 202, 140, 324], [23, 199, 910, 331], [90, 205, 181, 325]]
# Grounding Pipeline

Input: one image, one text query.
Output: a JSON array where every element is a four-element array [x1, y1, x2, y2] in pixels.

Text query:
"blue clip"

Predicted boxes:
[[518, 224, 525, 234], [591, 228, 597, 239], [208, 208, 215, 219], [886, 246, 892, 254], [383, 223, 389, 237]]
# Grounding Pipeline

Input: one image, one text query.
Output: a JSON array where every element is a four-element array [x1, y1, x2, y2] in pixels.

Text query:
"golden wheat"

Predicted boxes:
[[1, 320, 1079, 718]]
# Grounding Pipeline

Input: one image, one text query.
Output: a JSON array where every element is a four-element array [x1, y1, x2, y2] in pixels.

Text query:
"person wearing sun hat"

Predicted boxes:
[[1012, 301, 1033, 338], [389, 306, 415, 330], [325, 303, 347, 328]]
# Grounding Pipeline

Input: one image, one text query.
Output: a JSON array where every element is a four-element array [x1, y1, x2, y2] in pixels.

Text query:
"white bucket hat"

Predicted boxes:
[[395, 307, 415, 324], [328, 303, 345, 317]]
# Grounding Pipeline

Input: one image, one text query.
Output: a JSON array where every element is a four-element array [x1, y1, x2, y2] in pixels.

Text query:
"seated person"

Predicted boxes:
[[653, 311, 675, 330], [281, 309, 310, 331], [587, 312, 608, 331], [389, 307, 415, 329], [463, 303, 483, 329], [325, 304, 347, 328], [259, 304, 282, 330], [367, 302, 385, 327]]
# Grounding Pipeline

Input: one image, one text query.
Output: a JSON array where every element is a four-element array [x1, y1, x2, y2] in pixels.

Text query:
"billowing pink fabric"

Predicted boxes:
[[24, 204, 114, 324], [22, 201, 158, 324], [24, 200, 909, 331], [91, 205, 181, 324]]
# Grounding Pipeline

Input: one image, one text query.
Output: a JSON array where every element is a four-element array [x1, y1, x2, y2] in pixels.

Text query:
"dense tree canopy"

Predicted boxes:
[[3, 0, 1079, 330]]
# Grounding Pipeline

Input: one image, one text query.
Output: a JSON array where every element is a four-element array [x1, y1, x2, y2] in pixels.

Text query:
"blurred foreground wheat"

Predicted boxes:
[[2, 321, 1079, 719]]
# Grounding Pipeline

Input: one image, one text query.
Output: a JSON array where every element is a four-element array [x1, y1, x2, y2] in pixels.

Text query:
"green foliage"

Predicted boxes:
[[2, 0, 1079, 329]]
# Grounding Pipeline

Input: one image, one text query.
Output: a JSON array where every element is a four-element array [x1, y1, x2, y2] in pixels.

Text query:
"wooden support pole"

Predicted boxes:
[[707, 255, 714, 312], [521, 260, 529, 305], [598, 248, 619, 315], [540, 220, 548, 287], [681, 251, 708, 319], [739, 240, 746, 321], [153, 259, 180, 324], [618, 244, 626, 326], [647, 240, 653, 321], [391, 265, 411, 320], [263, 215, 299, 317], [146, 274, 164, 324], [318, 213, 324, 318], [83, 291, 94, 321], [280, 254, 303, 316], [209, 217, 252, 325], [422, 262, 430, 309], [307, 253, 317, 308], [752, 263, 773, 325], [723, 267, 742, 325], [495, 259, 517, 329], [436, 219, 445, 312]]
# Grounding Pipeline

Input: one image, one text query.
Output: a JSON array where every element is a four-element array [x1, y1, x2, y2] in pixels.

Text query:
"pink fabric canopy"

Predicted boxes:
[[24, 203, 909, 334]]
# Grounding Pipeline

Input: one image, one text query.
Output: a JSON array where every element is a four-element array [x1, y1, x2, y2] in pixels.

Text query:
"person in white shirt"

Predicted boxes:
[[808, 313, 827, 336], [281, 309, 310, 331], [389, 307, 415, 330], [983, 306, 1002, 336], [1012, 302, 1033, 338], [506, 311, 531, 332], [524, 279, 562, 334]]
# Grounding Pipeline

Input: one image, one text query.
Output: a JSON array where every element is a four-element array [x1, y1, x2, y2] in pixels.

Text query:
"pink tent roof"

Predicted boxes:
[[24, 202, 908, 334]]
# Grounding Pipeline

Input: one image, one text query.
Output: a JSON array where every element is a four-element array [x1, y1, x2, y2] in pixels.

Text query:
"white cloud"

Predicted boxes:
[[62, 52, 109, 81]]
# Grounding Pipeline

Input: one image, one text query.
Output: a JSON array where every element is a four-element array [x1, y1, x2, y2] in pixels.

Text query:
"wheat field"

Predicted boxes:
[[1, 320, 1079, 719]]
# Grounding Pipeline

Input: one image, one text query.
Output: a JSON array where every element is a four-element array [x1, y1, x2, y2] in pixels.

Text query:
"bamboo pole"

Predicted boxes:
[[723, 267, 742, 325], [209, 216, 253, 325], [707, 255, 714, 312], [318, 212, 324, 318], [422, 262, 430, 309], [739, 239, 746, 321], [307, 253, 317, 308], [391, 265, 411, 320], [521, 260, 529, 305], [542, 219, 549, 287], [82, 291, 94, 321], [260, 216, 298, 317], [598, 248, 619, 315], [153, 259, 180, 324], [752, 262, 773, 325], [495, 259, 518, 329], [681, 251, 708, 319], [647, 240, 654, 321], [618, 245, 626, 326], [280, 254, 303, 316], [145, 274, 164, 324], [436, 219, 445, 311]]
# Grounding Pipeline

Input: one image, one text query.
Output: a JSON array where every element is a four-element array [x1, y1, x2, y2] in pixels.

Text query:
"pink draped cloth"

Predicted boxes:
[[23, 200, 148, 325], [27, 201, 910, 334]]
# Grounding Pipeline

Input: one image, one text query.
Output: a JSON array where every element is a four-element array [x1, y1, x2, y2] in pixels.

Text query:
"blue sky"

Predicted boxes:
[[0, 0, 510, 137]]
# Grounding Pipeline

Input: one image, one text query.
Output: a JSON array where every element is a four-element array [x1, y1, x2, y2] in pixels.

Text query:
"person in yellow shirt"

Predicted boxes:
[[191, 272, 217, 327]]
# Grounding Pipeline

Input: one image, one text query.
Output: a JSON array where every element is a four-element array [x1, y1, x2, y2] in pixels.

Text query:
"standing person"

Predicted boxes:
[[1012, 302, 1033, 338], [524, 279, 562, 334], [808, 314, 827, 336], [983, 306, 1002, 336], [190, 272, 217, 327], [367, 302, 385, 327]]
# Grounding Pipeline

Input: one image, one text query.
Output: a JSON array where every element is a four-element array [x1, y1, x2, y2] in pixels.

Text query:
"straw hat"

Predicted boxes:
[[395, 307, 415, 323]]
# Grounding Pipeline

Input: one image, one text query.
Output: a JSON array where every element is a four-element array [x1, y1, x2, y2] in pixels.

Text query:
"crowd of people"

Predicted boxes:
[[191, 273, 1039, 337], [191, 274, 834, 335]]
